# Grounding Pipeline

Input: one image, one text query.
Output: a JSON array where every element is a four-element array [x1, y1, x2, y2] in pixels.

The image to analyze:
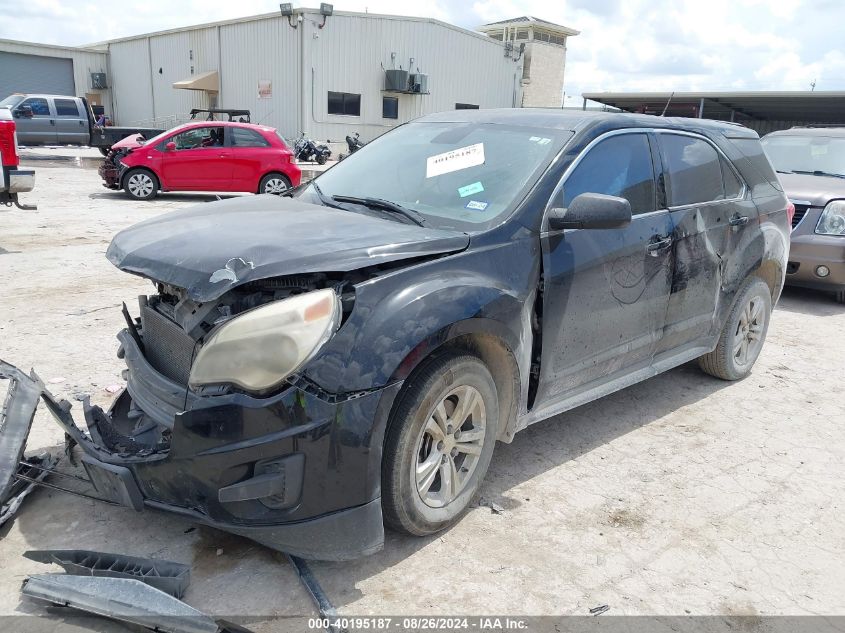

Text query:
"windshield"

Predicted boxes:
[[0, 95, 24, 109], [761, 134, 845, 177], [301, 121, 568, 230]]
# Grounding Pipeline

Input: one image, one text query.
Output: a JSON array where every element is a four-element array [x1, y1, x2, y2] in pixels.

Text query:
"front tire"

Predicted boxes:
[[123, 169, 158, 200], [698, 277, 772, 380], [259, 172, 291, 195], [382, 353, 499, 536]]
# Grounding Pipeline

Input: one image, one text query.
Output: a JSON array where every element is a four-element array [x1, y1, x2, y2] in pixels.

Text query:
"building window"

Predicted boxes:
[[328, 91, 361, 116], [382, 96, 398, 119], [515, 29, 529, 39], [455, 103, 479, 110]]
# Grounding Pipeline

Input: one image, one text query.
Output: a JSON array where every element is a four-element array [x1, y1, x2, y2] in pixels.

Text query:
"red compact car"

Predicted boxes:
[[99, 121, 301, 200]]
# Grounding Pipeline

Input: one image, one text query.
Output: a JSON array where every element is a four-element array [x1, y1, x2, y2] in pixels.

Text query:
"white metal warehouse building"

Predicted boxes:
[[0, 8, 579, 143]]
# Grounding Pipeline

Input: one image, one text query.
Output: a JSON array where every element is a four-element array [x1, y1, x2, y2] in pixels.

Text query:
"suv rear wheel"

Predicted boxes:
[[699, 277, 772, 380], [123, 169, 158, 200], [382, 353, 498, 536]]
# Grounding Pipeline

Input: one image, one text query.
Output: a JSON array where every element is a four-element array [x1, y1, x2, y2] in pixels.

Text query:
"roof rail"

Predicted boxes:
[[790, 123, 845, 129]]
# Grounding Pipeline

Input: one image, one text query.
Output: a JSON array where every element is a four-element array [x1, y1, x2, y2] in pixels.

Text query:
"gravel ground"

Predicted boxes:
[[1, 147, 843, 630]]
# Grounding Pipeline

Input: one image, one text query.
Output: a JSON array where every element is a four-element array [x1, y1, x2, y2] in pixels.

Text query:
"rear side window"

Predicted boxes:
[[721, 158, 743, 198], [659, 134, 725, 206], [21, 97, 50, 115], [230, 127, 270, 147], [55, 99, 80, 116], [559, 133, 656, 214]]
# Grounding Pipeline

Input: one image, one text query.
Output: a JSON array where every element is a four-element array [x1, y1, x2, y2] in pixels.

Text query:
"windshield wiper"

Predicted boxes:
[[775, 169, 793, 174], [308, 181, 345, 208], [331, 195, 427, 226], [791, 170, 845, 179]]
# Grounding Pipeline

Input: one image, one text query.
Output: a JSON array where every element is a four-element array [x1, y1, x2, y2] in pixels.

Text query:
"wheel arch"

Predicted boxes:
[[120, 165, 160, 190], [384, 321, 522, 444]]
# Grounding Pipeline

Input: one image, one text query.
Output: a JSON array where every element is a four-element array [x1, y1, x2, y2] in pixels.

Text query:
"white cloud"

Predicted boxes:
[[0, 0, 842, 96]]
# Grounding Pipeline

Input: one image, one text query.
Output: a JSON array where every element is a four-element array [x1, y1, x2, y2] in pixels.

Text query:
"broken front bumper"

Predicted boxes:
[[1, 343, 401, 561]]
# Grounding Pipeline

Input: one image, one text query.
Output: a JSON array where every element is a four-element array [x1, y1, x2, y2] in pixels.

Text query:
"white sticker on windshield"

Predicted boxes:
[[426, 143, 485, 178]]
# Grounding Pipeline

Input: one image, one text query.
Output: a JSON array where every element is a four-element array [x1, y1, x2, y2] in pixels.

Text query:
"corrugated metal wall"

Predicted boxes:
[[304, 13, 518, 142], [109, 39, 155, 125], [218, 16, 299, 135]]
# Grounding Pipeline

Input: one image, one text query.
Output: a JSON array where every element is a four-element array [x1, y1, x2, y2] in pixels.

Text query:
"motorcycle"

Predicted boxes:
[[339, 131, 365, 161], [293, 132, 331, 165]]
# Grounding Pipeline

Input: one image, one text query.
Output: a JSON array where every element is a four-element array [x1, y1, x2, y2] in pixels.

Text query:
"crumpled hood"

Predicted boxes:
[[110, 134, 146, 151], [107, 195, 469, 301], [778, 173, 845, 207]]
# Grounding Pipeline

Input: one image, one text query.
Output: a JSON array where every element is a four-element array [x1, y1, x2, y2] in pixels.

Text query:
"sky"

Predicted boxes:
[[0, 0, 843, 101]]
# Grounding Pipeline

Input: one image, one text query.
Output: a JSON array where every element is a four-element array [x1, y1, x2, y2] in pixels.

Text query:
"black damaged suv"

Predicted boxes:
[[3, 110, 789, 560]]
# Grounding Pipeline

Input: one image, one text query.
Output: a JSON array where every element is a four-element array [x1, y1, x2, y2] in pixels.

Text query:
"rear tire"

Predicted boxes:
[[123, 169, 158, 200], [259, 172, 291, 195], [698, 277, 772, 380], [382, 352, 498, 536], [316, 154, 327, 165]]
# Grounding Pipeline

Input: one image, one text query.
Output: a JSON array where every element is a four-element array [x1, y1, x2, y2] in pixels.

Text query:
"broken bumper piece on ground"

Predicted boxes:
[[24, 549, 191, 599], [21, 574, 220, 633], [0, 358, 384, 560]]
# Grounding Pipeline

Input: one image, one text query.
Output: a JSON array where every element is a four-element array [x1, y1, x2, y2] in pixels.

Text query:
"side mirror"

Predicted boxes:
[[15, 105, 33, 119], [165, 141, 176, 151], [547, 193, 632, 231]]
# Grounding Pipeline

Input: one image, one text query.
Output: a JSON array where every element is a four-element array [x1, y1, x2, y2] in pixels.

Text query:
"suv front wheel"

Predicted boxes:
[[699, 277, 772, 380], [382, 353, 499, 536]]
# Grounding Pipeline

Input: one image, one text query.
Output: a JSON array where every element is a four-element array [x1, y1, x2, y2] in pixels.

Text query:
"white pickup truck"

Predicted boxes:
[[0, 108, 36, 210]]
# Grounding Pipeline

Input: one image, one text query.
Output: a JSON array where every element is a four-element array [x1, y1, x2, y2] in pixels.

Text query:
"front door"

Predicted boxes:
[[15, 97, 57, 145], [159, 126, 231, 190], [535, 131, 674, 408]]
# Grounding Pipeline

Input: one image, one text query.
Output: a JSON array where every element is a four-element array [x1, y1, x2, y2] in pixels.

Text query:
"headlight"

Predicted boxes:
[[189, 288, 340, 392], [816, 200, 845, 236]]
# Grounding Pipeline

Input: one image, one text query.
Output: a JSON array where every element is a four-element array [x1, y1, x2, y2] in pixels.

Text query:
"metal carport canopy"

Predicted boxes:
[[582, 91, 845, 123]]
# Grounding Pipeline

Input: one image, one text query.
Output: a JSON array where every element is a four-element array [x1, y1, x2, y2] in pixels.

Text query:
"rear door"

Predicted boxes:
[[227, 126, 273, 191], [53, 98, 88, 145], [16, 97, 56, 145], [159, 126, 231, 190], [535, 131, 674, 407], [654, 131, 757, 355]]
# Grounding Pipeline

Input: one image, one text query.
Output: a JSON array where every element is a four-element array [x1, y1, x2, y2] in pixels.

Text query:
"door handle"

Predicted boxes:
[[50, 120, 56, 125], [647, 235, 673, 256], [729, 214, 749, 227]]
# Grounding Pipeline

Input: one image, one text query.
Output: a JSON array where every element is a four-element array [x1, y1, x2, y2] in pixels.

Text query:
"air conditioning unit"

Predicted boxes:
[[91, 72, 108, 89], [385, 69, 409, 92], [410, 73, 429, 93]]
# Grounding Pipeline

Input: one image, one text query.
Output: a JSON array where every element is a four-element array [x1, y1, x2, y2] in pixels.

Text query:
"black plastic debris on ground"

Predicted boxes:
[[24, 549, 191, 599], [0, 453, 58, 528], [0, 362, 43, 504], [21, 574, 219, 633]]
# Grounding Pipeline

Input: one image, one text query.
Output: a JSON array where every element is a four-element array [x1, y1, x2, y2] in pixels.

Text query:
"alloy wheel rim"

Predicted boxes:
[[128, 174, 153, 197], [733, 296, 765, 367], [264, 178, 288, 194], [413, 384, 487, 508]]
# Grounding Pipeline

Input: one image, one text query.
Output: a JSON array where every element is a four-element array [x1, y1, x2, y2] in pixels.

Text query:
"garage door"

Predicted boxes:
[[0, 52, 75, 100]]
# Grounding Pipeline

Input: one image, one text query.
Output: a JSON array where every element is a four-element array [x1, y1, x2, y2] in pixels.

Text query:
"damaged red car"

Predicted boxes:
[[2, 110, 789, 560], [99, 121, 301, 199]]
